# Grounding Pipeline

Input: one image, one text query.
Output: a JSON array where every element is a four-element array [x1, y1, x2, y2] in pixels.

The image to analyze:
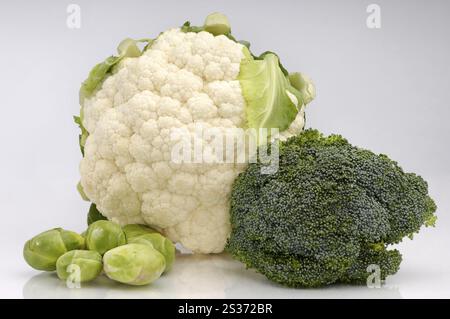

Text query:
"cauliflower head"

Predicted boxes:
[[76, 14, 314, 253]]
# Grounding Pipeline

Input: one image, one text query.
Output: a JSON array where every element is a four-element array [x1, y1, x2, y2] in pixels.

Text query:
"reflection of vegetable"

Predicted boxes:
[[129, 233, 176, 272], [227, 129, 437, 287], [87, 203, 107, 226], [76, 13, 314, 253], [56, 250, 102, 283], [103, 244, 166, 285], [86, 221, 126, 255], [23, 229, 85, 271]]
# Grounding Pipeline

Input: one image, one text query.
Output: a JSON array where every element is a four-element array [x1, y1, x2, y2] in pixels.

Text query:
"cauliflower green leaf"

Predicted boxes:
[[288, 72, 316, 105], [239, 52, 303, 132], [181, 13, 314, 132], [181, 12, 231, 36], [79, 38, 152, 105], [76, 38, 152, 156], [73, 115, 88, 155]]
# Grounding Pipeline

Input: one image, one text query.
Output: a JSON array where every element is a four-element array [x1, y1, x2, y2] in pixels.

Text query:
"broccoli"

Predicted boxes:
[[226, 129, 437, 287]]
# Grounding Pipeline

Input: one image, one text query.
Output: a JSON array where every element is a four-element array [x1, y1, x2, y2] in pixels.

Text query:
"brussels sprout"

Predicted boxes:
[[87, 203, 107, 226], [129, 233, 175, 272], [103, 243, 165, 286], [86, 220, 126, 255], [56, 250, 102, 283], [122, 224, 156, 240], [23, 228, 85, 271]]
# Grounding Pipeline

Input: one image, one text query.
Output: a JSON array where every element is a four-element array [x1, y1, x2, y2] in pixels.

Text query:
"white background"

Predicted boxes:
[[0, 0, 449, 298]]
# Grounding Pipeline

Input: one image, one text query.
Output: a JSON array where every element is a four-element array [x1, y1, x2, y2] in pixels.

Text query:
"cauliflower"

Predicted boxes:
[[76, 13, 315, 253]]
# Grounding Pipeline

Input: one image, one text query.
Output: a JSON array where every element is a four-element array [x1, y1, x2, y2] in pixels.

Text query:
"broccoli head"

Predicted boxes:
[[226, 129, 436, 287]]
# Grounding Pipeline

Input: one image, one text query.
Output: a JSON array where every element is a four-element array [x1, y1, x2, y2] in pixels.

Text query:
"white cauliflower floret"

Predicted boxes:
[[79, 28, 308, 253]]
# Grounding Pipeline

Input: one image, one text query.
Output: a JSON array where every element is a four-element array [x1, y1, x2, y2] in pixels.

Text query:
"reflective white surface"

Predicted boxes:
[[14, 249, 450, 299], [21, 254, 403, 299]]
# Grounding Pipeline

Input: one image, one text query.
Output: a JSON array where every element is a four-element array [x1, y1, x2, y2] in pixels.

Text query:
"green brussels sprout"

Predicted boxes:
[[56, 250, 102, 283], [87, 203, 107, 226], [23, 228, 85, 271], [103, 243, 166, 286], [129, 233, 175, 272], [86, 220, 126, 255], [122, 224, 156, 241]]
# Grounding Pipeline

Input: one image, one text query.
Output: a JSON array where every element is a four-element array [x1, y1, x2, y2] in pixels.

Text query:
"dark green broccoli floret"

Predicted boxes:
[[226, 129, 436, 287], [340, 245, 402, 284]]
